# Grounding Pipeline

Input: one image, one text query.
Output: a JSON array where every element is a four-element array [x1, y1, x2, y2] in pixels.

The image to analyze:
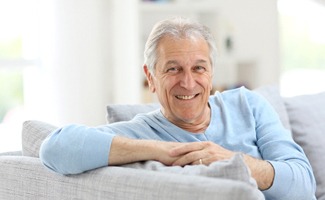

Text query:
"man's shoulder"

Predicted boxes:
[[211, 86, 254, 99], [209, 86, 265, 108], [132, 109, 162, 122]]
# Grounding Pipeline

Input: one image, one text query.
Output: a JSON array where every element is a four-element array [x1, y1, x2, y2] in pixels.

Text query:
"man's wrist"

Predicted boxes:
[[243, 154, 275, 190], [109, 137, 162, 165]]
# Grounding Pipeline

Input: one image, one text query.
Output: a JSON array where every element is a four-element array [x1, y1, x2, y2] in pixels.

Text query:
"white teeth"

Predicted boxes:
[[176, 95, 195, 100]]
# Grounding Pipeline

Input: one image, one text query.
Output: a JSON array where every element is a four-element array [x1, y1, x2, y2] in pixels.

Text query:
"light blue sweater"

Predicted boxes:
[[40, 87, 316, 200]]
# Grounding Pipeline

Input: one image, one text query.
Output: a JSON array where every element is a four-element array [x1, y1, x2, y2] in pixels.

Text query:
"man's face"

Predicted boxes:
[[144, 36, 213, 126]]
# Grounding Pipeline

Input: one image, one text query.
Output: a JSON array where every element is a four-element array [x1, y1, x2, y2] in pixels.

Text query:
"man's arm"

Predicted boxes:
[[243, 154, 274, 190], [40, 125, 114, 174], [108, 136, 182, 166], [40, 125, 183, 175]]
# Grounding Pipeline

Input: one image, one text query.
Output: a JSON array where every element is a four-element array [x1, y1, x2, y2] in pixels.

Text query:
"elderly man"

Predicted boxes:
[[40, 17, 316, 199]]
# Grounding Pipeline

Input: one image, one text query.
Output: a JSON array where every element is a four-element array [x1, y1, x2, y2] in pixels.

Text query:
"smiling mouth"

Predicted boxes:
[[175, 94, 199, 100]]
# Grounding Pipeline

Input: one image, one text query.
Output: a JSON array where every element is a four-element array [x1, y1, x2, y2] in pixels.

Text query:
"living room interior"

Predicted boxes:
[[0, 0, 324, 153]]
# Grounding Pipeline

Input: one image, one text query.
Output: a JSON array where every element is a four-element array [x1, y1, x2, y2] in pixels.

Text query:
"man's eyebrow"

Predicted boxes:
[[195, 59, 208, 64], [164, 59, 208, 66], [164, 60, 179, 66]]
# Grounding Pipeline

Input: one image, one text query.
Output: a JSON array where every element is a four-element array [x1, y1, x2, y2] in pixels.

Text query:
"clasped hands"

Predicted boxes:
[[110, 137, 235, 168], [156, 140, 274, 190], [159, 141, 236, 166]]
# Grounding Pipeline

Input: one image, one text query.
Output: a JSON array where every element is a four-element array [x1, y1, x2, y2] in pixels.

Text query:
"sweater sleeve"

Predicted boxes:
[[40, 124, 115, 175], [248, 90, 316, 200]]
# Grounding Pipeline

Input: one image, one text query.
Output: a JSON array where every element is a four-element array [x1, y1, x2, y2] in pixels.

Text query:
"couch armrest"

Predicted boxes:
[[0, 151, 22, 156], [0, 156, 264, 200]]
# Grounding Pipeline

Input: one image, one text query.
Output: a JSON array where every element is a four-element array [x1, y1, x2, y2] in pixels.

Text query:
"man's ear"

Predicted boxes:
[[143, 65, 156, 93]]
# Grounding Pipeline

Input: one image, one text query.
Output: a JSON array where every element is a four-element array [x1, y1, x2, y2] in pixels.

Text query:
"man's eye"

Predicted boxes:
[[194, 66, 206, 72], [166, 67, 179, 72]]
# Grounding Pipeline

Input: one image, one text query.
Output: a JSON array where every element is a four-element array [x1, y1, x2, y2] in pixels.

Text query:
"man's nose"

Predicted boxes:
[[179, 71, 196, 89]]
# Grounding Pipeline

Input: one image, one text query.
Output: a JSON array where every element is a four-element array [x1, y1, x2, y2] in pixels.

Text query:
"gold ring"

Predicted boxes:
[[199, 159, 203, 165]]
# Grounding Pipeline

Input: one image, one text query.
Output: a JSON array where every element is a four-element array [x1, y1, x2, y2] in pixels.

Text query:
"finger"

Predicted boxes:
[[172, 151, 202, 166], [192, 157, 210, 165], [169, 142, 204, 157], [194, 158, 203, 165], [193, 157, 214, 166]]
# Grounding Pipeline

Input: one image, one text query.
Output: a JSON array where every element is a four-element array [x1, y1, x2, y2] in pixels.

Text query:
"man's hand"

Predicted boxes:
[[169, 141, 235, 165], [168, 141, 274, 190]]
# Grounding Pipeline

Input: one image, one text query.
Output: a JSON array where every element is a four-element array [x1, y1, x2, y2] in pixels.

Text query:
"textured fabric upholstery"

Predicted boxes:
[[20, 120, 258, 184], [0, 151, 22, 156], [285, 91, 325, 200], [0, 156, 264, 200], [14, 119, 264, 200], [106, 103, 159, 123], [22, 120, 57, 157], [123, 153, 257, 187]]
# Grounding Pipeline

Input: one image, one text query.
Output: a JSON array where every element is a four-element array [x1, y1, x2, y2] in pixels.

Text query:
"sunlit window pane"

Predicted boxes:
[[0, 69, 23, 122], [0, 38, 23, 59], [0, 0, 39, 152], [278, 0, 325, 96], [0, 0, 39, 60], [0, 1, 24, 59], [0, 68, 24, 152]]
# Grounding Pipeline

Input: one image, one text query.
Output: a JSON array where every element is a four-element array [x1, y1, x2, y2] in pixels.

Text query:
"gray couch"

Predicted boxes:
[[0, 85, 324, 200]]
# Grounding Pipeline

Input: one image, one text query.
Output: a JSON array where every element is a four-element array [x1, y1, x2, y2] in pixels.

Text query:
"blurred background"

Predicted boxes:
[[1, 0, 324, 152]]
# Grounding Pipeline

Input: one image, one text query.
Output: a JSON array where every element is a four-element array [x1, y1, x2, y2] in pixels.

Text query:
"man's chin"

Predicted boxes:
[[176, 112, 200, 123]]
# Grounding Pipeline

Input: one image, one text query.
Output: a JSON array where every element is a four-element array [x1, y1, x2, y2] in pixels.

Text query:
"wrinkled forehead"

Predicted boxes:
[[157, 32, 206, 46], [156, 35, 210, 60], [156, 35, 209, 54]]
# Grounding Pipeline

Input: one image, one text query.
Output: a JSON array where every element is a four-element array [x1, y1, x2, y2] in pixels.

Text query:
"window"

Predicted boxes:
[[278, 0, 325, 96], [0, 0, 39, 152]]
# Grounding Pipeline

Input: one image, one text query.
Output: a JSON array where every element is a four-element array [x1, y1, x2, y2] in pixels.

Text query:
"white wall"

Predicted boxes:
[[138, 0, 280, 90], [213, 0, 280, 88], [25, 0, 114, 126], [110, 0, 142, 104]]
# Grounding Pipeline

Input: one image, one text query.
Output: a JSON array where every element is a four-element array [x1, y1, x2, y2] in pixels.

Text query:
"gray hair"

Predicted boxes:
[[144, 17, 217, 74]]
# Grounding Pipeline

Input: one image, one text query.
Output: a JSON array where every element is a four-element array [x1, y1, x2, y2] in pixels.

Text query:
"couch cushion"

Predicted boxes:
[[106, 103, 160, 123], [21, 120, 261, 196], [0, 156, 264, 200], [0, 151, 22, 156], [22, 120, 57, 157], [285, 91, 325, 200], [123, 153, 257, 187]]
